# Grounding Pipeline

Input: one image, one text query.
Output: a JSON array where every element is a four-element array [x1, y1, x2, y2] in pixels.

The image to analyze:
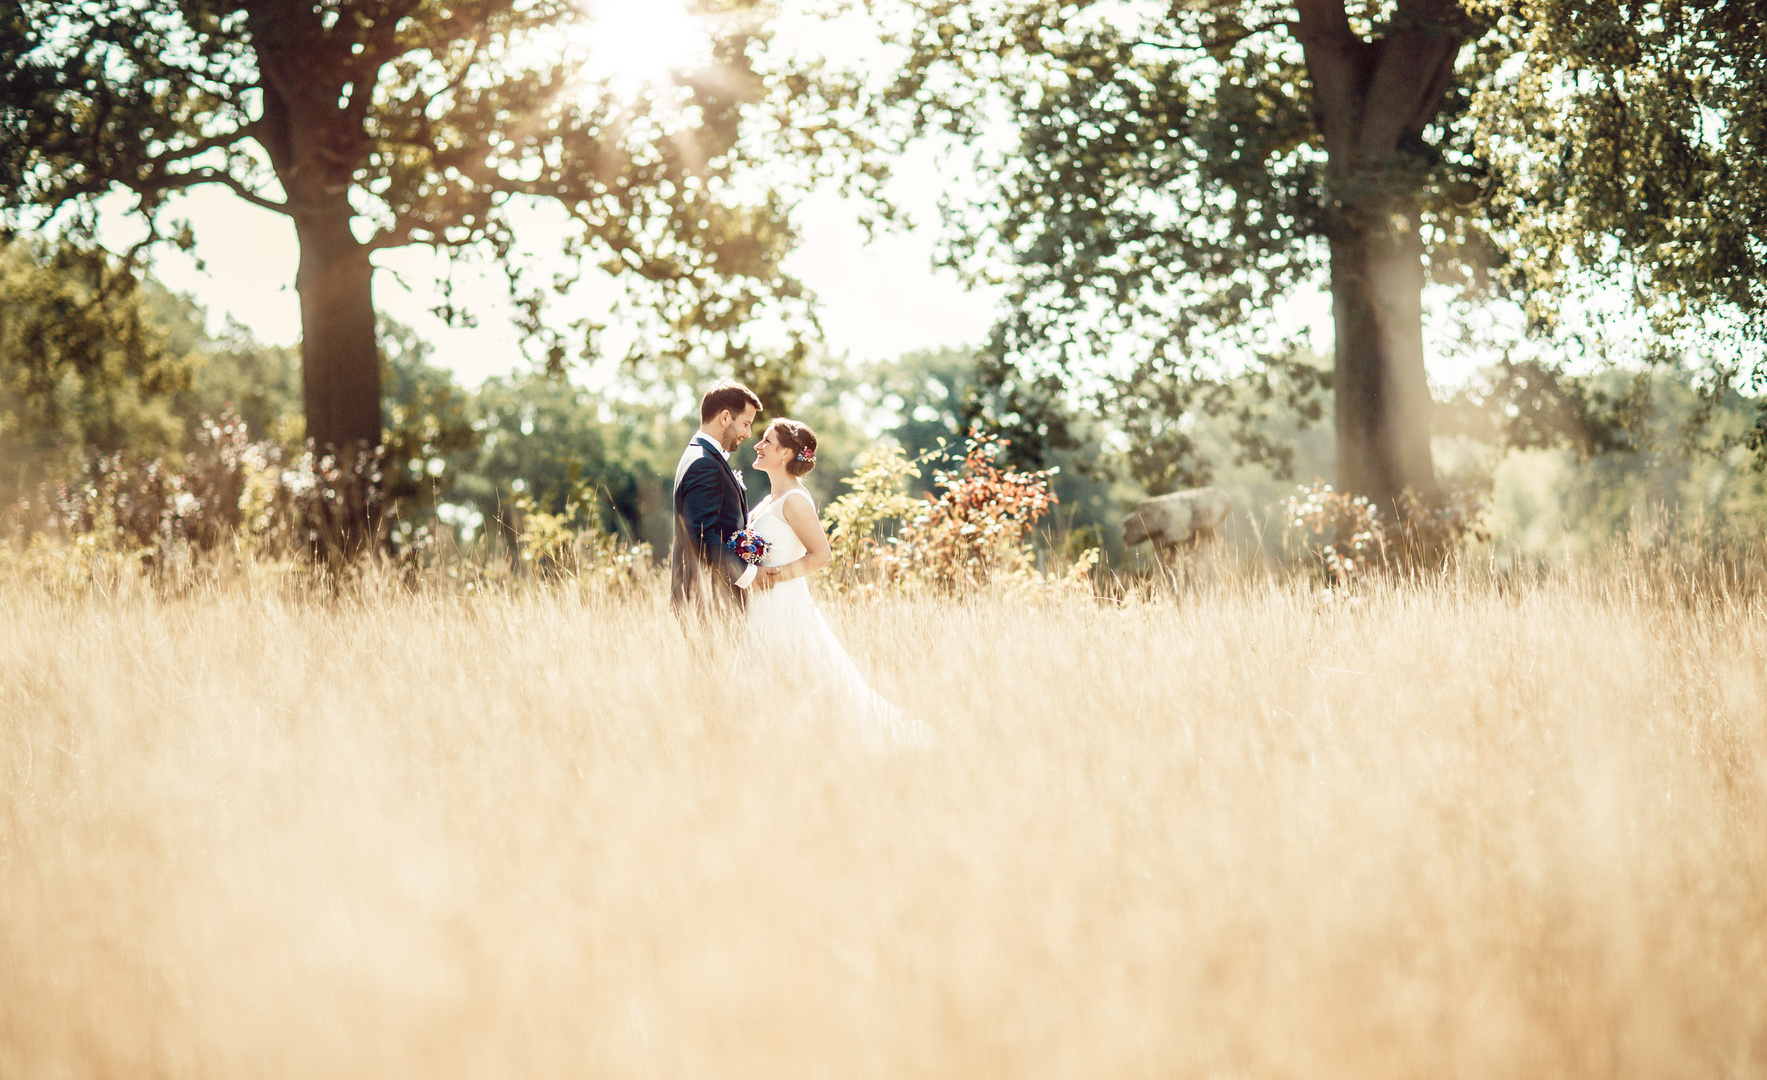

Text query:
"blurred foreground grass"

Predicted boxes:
[[1, 558, 1764, 1078]]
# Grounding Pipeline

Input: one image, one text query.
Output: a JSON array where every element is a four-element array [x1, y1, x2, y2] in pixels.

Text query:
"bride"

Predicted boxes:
[[745, 419, 927, 748]]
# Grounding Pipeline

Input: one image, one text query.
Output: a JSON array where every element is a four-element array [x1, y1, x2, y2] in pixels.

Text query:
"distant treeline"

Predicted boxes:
[[4, 240, 1765, 566]]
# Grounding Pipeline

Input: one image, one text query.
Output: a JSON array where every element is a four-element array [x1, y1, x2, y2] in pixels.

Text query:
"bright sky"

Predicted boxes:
[[137, 145, 1003, 388]]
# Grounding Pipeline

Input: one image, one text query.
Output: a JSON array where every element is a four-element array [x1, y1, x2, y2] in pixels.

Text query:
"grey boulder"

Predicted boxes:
[[1122, 487, 1232, 550]]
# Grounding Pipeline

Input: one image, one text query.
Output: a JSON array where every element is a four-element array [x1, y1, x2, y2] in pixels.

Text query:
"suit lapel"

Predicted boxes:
[[695, 436, 748, 525]]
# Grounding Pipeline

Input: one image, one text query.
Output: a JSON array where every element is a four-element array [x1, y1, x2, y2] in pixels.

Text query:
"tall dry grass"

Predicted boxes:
[[1, 558, 1764, 1078]]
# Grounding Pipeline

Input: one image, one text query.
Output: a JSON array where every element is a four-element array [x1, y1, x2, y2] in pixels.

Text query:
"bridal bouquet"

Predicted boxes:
[[727, 528, 771, 566]]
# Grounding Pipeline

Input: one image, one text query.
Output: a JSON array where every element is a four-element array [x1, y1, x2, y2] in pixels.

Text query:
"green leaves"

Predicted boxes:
[[0, 0, 843, 377], [0, 241, 191, 498], [1471, 0, 1767, 339], [869, 0, 1492, 493]]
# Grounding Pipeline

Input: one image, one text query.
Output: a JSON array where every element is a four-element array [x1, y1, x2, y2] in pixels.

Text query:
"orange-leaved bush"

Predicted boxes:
[[881, 433, 1059, 592]]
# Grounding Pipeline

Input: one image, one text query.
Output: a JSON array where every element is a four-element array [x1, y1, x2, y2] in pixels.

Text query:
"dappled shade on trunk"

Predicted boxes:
[[1299, 0, 1463, 511], [1330, 212, 1437, 509], [295, 211, 382, 451]]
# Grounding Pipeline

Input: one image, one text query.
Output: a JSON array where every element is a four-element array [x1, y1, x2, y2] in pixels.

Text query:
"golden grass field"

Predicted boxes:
[[2, 558, 1765, 1078]]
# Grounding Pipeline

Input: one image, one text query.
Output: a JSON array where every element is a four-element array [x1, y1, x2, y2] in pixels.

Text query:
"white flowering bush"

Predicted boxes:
[[1285, 481, 1488, 585], [13, 411, 396, 567]]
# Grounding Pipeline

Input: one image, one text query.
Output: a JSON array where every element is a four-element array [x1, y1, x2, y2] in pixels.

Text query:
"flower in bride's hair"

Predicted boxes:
[[727, 528, 771, 566]]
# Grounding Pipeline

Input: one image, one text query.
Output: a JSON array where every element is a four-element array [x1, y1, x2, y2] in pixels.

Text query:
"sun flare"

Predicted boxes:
[[573, 0, 708, 94]]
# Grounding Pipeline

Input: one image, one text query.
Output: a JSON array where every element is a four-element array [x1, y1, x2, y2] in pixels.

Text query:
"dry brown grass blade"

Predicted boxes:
[[1, 561, 1763, 1078]]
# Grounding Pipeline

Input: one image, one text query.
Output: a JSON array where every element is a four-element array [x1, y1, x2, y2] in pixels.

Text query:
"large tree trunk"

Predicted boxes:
[[1330, 203, 1437, 508], [294, 209, 382, 451], [1298, 0, 1462, 511], [246, 2, 381, 453], [244, 1, 389, 559]]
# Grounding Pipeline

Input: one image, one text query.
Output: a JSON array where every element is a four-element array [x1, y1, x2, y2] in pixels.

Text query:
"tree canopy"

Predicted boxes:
[[7, 0, 1767, 528], [863, 0, 1767, 497], [0, 241, 191, 500], [1471, 0, 1767, 341], [866, 0, 1507, 502], [0, 0, 860, 450]]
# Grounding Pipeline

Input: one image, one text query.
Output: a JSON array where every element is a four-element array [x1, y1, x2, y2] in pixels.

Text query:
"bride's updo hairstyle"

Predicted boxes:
[[769, 419, 819, 477]]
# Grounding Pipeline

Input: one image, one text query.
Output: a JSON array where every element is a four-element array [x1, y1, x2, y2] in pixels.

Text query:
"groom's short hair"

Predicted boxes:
[[701, 380, 762, 423]]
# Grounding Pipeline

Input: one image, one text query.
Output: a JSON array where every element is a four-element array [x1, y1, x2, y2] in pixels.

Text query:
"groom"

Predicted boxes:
[[671, 379, 776, 615]]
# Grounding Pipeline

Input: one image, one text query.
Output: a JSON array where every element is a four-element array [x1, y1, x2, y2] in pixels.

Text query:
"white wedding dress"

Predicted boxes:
[[745, 488, 928, 748]]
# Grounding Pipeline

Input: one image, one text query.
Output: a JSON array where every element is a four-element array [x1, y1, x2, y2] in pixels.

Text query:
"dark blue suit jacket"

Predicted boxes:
[[670, 435, 750, 611]]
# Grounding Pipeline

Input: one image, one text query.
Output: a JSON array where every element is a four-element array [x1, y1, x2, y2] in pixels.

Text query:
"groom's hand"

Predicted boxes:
[[752, 567, 781, 591]]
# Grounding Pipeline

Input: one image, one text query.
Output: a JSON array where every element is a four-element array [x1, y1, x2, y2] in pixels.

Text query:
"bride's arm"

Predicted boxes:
[[775, 493, 832, 581]]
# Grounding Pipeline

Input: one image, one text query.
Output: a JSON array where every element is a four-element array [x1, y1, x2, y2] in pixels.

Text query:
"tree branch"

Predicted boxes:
[[134, 168, 291, 216], [144, 127, 254, 171], [348, 0, 425, 122], [359, 0, 425, 71], [1293, 0, 1357, 46], [1354, 0, 1463, 160], [1136, 21, 1294, 54], [1295, 0, 1371, 165]]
